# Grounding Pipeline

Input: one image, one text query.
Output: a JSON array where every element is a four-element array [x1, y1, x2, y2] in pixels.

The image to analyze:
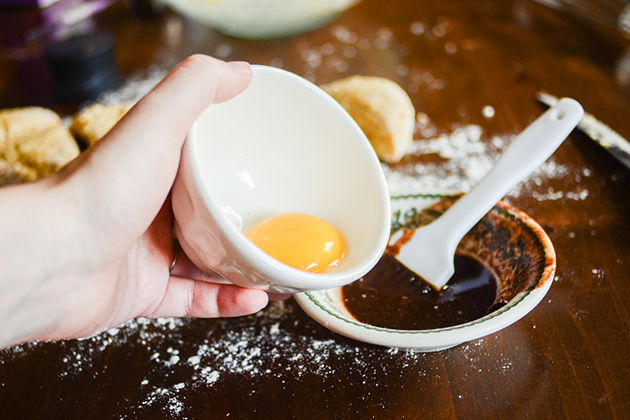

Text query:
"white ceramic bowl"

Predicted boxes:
[[295, 194, 556, 351], [161, 0, 362, 39], [171, 65, 390, 294]]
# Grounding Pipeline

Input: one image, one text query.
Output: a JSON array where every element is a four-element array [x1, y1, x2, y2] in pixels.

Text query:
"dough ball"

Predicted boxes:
[[0, 107, 80, 186], [322, 76, 415, 163], [70, 102, 134, 148]]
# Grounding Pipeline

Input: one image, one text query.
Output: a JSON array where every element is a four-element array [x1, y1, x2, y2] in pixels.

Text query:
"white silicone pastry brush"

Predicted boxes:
[[395, 98, 584, 290]]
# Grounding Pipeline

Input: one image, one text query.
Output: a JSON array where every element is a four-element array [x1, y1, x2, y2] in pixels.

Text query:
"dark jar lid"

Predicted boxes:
[[44, 31, 121, 103]]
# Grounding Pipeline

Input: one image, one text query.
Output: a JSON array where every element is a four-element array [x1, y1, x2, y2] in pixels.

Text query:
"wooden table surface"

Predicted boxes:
[[2, 0, 630, 418]]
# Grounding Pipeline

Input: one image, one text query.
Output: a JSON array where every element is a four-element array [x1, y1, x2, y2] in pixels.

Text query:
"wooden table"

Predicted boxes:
[[2, 0, 630, 418]]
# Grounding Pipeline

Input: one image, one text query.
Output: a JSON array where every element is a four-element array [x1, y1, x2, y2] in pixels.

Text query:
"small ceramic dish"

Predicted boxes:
[[172, 65, 390, 294], [295, 193, 556, 351]]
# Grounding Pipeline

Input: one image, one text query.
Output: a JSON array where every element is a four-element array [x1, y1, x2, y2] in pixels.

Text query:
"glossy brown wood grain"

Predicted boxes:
[[1, 0, 630, 418]]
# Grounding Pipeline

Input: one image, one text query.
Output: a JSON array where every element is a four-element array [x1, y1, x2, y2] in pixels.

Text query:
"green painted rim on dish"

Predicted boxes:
[[303, 192, 549, 335]]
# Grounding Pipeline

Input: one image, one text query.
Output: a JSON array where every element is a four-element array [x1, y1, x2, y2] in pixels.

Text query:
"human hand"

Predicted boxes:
[[0, 55, 277, 347]]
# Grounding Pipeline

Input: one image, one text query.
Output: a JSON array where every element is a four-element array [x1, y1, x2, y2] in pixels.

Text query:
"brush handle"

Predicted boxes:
[[438, 98, 584, 246], [395, 98, 583, 290]]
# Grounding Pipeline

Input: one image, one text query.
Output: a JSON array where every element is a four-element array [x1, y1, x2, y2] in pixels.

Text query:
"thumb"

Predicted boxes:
[[62, 55, 252, 248]]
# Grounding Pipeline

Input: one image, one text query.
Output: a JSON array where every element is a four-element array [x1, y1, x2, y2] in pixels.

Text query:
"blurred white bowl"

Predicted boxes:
[[161, 0, 362, 38], [171, 65, 390, 294]]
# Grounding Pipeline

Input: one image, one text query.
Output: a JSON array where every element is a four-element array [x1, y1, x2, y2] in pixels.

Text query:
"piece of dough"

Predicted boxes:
[[0, 107, 80, 186], [70, 102, 134, 148], [322, 76, 415, 163], [0, 158, 38, 185]]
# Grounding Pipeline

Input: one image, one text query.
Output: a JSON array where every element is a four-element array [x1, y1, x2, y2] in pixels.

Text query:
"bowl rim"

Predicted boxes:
[[294, 193, 556, 350], [182, 65, 391, 292]]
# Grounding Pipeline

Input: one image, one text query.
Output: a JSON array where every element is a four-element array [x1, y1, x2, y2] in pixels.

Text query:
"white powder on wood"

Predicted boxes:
[[1, 302, 431, 415], [385, 121, 591, 202]]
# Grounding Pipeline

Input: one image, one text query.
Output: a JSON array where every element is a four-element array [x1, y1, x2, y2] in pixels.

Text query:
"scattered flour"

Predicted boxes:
[[384, 121, 592, 203], [384, 125, 499, 195], [0, 301, 431, 416], [482, 105, 495, 119], [100, 68, 166, 105]]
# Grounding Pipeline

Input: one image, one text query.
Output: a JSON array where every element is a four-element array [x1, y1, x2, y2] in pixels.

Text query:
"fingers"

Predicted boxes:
[[168, 251, 291, 308], [148, 277, 269, 319]]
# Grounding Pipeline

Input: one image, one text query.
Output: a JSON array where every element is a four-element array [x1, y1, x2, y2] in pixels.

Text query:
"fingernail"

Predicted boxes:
[[228, 61, 252, 77]]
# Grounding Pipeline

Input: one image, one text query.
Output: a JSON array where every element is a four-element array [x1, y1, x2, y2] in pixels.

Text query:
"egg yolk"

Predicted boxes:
[[247, 213, 346, 273]]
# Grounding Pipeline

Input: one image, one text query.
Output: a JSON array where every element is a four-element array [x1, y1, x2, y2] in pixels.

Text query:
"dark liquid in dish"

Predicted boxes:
[[342, 254, 500, 330]]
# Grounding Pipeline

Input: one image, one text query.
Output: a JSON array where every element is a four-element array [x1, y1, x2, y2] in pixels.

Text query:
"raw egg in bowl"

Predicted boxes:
[[171, 65, 390, 294], [295, 193, 556, 351]]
